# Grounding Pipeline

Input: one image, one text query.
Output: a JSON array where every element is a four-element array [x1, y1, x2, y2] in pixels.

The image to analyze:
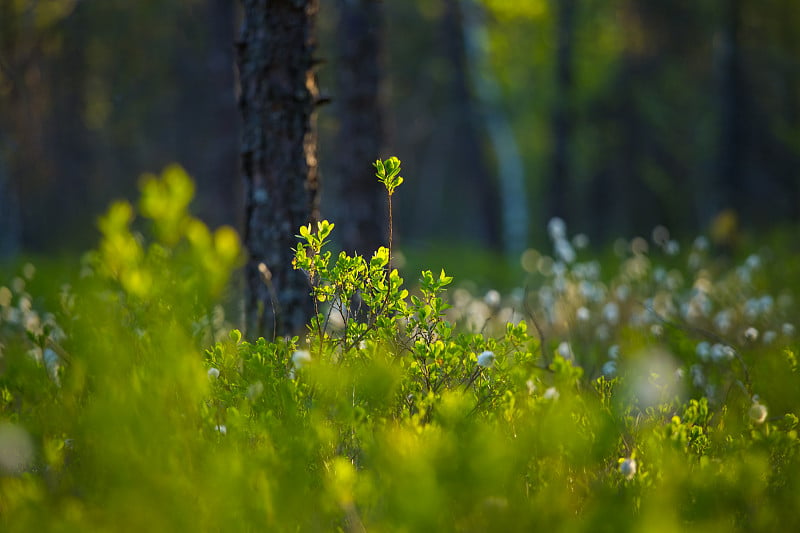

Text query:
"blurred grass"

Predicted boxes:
[[400, 242, 524, 292]]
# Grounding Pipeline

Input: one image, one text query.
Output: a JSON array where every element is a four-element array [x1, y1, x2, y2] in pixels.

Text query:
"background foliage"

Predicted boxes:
[[2, 0, 800, 260]]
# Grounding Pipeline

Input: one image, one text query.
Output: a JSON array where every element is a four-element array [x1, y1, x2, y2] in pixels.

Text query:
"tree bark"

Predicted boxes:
[[715, 0, 743, 220], [237, 0, 321, 340], [333, 0, 386, 257]]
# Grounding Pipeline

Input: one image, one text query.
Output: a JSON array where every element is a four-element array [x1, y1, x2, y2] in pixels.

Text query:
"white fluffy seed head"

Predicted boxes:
[[484, 290, 501, 308], [477, 350, 496, 368], [619, 458, 637, 480], [547, 217, 567, 241], [557, 341, 573, 360], [749, 402, 768, 424], [608, 344, 620, 360], [543, 387, 560, 401], [292, 350, 312, 368], [744, 327, 759, 342], [602, 360, 617, 377], [207, 367, 220, 379]]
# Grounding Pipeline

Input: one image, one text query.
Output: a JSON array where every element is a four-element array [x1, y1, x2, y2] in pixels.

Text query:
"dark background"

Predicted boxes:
[[1, 0, 798, 263]]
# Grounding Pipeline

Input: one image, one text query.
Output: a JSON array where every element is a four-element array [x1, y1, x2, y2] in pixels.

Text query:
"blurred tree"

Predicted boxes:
[[0, 151, 20, 258], [715, 0, 744, 221], [48, 1, 90, 244], [439, 0, 501, 251], [462, 0, 527, 256], [237, 0, 321, 340], [3, 0, 800, 263], [547, 0, 575, 224], [0, 0, 78, 250], [332, 0, 386, 257], [0, 0, 239, 252]]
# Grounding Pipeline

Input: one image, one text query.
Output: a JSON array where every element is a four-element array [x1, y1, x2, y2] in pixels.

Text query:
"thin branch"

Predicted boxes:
[[523, 284, 547, 356]]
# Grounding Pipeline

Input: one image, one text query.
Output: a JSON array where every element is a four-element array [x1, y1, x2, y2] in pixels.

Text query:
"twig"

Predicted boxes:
[[523, 284, 547, 356]]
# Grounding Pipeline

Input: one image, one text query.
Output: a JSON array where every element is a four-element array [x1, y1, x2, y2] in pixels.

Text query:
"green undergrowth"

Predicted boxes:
[[1, 160, 799, 531]]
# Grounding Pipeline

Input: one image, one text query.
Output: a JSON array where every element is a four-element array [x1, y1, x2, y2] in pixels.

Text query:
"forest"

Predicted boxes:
[[1, 1, 800, 531]]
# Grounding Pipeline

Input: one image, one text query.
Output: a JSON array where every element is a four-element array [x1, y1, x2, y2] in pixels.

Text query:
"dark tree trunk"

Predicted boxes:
[[440, 0, 501, 250], [715, 0, 743, 219], [237, 0, 321, 340], [333, 0, 385, 256], [548, 0, 575, 224], [48, 2, 90, 249], [0, 153, 20, 259], [0, 0, 21, 257]]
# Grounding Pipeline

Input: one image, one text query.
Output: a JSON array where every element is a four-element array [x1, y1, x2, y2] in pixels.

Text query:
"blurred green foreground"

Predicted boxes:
[[1, 166, 799, 532]]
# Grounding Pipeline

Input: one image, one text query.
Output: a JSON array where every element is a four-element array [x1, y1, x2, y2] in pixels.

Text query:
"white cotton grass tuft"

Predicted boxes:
[[696, 341, 711, 362], [608, 344, 620, 360], [602, 360, 617, 377], [542, 387, 560, 401], [484, 290, 501, 308], [248, 381, 264, 400], [292, 350, 312, 368], [603, 302, 620, 325], [207, 367, 220, 379], [477, 350, 496, 368], [215, 424, 227, 435], [547, 217, 567, 241], [664, 240, 680, 256], [652, 225, 669, 246], [743, 327, 759, 342], [693, 236, 709, 251], [619, 457, 637, 480], [690, 364, 705, 387], [710, 343, 735, 362], [555, 238, 576, 264], [572, 233, 590, 249], [749, 400, 768, 425], [557, 341, 573, 360]]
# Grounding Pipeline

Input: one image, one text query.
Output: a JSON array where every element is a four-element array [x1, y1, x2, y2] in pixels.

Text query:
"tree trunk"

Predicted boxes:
[[548, 0, 575, 224], [0, 152, 20, 259], [237, 0, 321, 340], [333, 0, 386, 256], [714, 0, 743, 219], [440, 0, 501, 251], [48, 1, 90, 249], [461, 0, 528, 256]]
